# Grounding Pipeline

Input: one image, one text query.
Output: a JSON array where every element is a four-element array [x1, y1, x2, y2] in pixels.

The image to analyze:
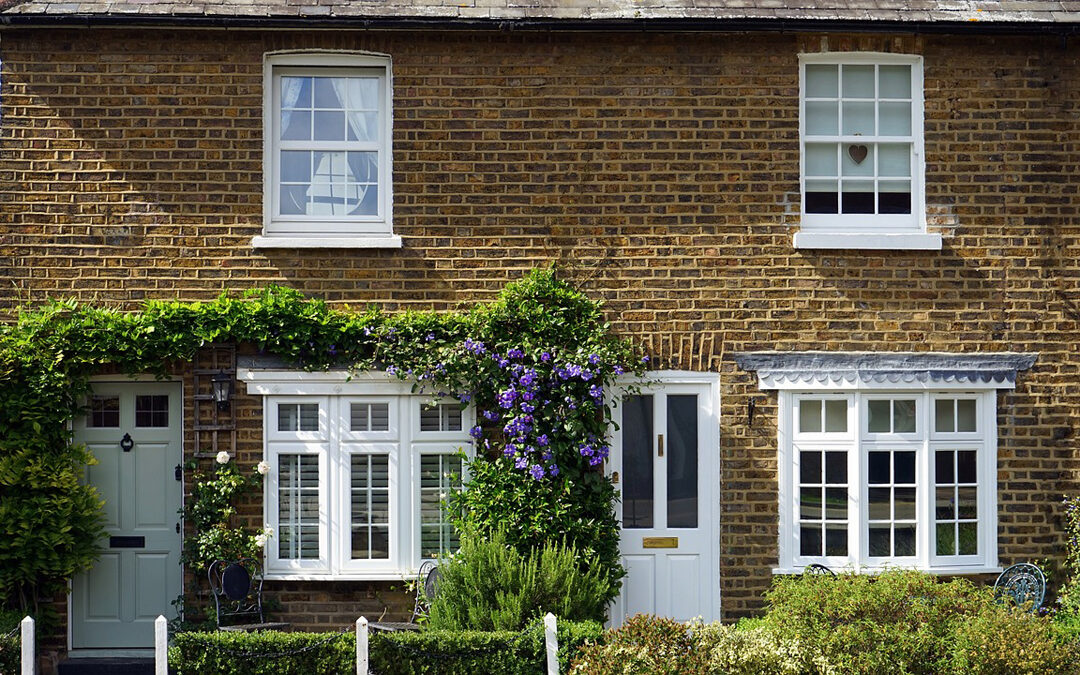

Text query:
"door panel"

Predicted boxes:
[[610, 380, 719, 625], [71, 381, 182, 650]]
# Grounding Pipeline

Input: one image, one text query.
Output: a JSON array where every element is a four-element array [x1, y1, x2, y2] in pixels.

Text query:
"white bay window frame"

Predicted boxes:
[[255, 51, 399, 249], [242, 370, 471, 580], [795, 52, 940, 251]]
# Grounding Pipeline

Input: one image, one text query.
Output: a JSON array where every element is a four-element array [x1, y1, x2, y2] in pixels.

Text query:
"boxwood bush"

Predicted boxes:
[[169, 615, 602, 675]]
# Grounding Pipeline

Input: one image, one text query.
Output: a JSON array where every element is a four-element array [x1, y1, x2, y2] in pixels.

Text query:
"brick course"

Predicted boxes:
[[1, 25, 1078, 644]]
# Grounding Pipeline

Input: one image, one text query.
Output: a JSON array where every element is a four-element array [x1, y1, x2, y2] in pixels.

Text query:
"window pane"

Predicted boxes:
[[313, 77, 344, 108], [825, 451, 847, 484], [800, 451, 822, 484], [825, 487, 847, 521], [825, 524, 847, 557], [936, 486, 955, 520], [800, 487, 822, 521], [801, 525, 823, 557], [957, 451, 977, 483], [842, 64, 875, 98], [351, 454, 390, 560], [868, 452, 890, 484], [282, 76, 312, 108], [281, 110, 312, 141], [879, 65, 911, 99], [281, 150, 311, 183], [279, 403, 318, 432], [805, 180, 838, 214], [841, 101, 875, 136], [936, 522, 955, 556], [135, 395, 169, 428], [868, 527, 890, 556], [351, 402, 390, 432], [894, 525, 916, 556], [879, 181, 911, 215], [842, 144, 874, 177], [879, 101, 912, 136], [420, 454, 463, 558], [805, 64, 838, 97], [958, 522, 978, 555], [895, 451, 916, 484], [878, 143, 911, 177], [894, 487, 916, 520], [935, 399, 954, 433], [280, 185, 309, 215], [957, 487, 978, 519], [868, 487, 891, 521], [824, 400, 847, 432], [622, 395, 653, 528], [957, 400, 977, 432], [420, 403, 462, 432], [805, 143, 838, 176], [799, 400, 822, 433], [278, 454, 319, 560], [841, 181, 874, 214], [805, 101, 838, 135], [667, 395, 698, 528], [90, 395, 120, 428], [894, 400, 916, 433], [936, 450, 954, 485], [346, 78, 380, 110], [868, 401, 890, 432], [346, 113, 379, 142], [313, 110, 347, 141]]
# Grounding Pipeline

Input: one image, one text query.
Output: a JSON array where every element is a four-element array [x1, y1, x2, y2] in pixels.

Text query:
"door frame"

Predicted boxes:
[[67, 375, 184, 656], [608, 370, 722, 623]]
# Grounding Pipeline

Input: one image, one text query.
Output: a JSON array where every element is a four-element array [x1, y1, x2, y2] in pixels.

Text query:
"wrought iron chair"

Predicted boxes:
[[993, 562, 1046, 613], [804, 563, 836, 577], [208, 559, 289, 632], [370, 561, 440, 632]]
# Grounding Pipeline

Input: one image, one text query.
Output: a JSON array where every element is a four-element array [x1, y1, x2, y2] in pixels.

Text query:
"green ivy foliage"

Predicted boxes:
[[0, 269, 641, 618]]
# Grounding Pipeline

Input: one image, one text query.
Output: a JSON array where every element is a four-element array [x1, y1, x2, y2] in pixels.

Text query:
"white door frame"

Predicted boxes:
[[67, 375, 184, 656], [607, 370, 721, 624]]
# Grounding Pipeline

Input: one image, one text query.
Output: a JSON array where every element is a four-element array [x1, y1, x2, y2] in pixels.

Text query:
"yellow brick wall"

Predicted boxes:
[[2, 27, 1078, 632]]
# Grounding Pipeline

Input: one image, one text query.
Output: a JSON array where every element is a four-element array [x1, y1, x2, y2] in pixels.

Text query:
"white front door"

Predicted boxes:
[[609, 376, 720, 625], [71, 381, 183, 650]]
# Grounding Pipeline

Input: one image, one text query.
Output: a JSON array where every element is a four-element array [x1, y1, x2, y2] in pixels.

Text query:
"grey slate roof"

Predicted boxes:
[[1, 0, 1078, 24]]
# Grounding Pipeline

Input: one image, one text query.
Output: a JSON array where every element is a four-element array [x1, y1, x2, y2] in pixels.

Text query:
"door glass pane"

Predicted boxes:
[[667, 395, 698, 528], [622, 395, 654, 529], [135, 395, 169, 428], [90, 395, 120, 428]]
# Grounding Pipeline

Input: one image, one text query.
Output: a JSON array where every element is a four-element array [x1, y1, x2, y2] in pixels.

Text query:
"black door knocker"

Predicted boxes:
[[120, 433, 134, 452]]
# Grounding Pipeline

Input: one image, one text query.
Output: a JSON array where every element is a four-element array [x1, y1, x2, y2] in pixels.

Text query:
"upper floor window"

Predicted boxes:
[[796, 53, 939, 251], [256, 52, 399, 249]]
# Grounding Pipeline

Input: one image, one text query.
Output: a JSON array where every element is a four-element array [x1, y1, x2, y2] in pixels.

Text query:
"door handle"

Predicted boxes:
[[657, 434, 664, 457]]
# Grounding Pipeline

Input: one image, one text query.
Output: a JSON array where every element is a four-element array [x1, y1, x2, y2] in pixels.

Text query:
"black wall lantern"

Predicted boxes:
[[211, 370, 233, 411]]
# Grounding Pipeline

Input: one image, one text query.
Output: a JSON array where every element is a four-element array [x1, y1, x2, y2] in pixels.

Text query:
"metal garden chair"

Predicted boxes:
[[804, 563, 836, 576], [993, 562, 1046, 613], [208, 558, 289, 632], [370, 561, 440, 632]]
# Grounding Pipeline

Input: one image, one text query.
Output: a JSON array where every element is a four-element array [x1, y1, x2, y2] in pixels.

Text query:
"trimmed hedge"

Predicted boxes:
[[169, 616, 603, 675]]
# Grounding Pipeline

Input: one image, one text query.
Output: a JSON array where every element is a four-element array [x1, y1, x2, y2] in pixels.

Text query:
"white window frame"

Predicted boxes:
[[778, 388, 998, 574], [240, 370, 471, 580], [255, 51, 400, 250], [795, 52, 940, 251]]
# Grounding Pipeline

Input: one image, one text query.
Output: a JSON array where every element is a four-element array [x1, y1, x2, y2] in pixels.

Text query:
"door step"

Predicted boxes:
[[58, 658, 155, 675]]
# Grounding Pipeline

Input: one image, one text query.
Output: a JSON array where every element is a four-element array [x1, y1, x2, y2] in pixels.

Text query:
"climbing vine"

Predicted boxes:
[[0, 269, 643, 613]]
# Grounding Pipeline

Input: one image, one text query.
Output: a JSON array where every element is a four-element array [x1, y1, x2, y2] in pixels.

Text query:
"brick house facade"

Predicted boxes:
[[1, 0, 1078, 666]]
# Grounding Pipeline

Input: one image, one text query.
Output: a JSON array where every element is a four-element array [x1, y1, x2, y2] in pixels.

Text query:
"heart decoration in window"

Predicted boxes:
[[848, 144, 869, 165]]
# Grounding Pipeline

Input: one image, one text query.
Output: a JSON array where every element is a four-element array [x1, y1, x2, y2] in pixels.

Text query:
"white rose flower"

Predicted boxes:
[[254, 533, 267, 548], [215, 451, 230, 464], [256, 460, 270, 475], [263, 525, 274, 538]]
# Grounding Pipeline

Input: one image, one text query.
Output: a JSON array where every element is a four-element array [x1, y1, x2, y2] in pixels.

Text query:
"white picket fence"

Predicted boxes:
[[154, 611, 562, 675]]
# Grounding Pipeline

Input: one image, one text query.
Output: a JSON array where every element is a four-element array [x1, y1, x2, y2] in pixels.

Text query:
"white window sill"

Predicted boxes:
[[251, 235, 403, 249], [773, 565, 1001, 576], [264, 571, 414, 582], [793, 232, 942, 251]]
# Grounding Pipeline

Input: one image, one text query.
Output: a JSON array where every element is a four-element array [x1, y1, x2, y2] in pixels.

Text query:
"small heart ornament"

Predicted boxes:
[[848, 144, 868, 165]]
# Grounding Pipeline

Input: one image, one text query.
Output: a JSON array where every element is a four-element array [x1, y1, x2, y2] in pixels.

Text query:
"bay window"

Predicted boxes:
[[242, 370, 470, 579]]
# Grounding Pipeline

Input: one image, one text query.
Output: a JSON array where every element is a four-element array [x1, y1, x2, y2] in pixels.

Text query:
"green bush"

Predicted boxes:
[[169, 617, 602, 675], [950, 604, 1078, 675], [0, 610, 20, 675], [696, 622, 826, 675], [569, 614, 709, 675], [426, 529, 614, 631]]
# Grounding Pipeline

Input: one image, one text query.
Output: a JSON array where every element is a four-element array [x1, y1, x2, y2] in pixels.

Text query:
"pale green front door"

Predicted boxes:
[[71, 381, 183, 649]]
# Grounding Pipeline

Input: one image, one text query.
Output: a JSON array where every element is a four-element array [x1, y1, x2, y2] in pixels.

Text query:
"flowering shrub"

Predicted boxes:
[[1057, 496, 1080, 618]]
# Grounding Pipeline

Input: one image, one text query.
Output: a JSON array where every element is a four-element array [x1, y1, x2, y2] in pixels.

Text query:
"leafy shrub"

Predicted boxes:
[[0, 609, 21, 675], [170, 617, 601, 675], [569, 614, 709, 675], [426, 529, 614, 631], [696, 622, 826, 675], [950, 604, 1078, 675]]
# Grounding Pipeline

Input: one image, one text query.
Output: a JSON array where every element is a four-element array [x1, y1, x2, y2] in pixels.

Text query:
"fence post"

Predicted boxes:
[[356, 617, 368, 675], [154, 615, 168, 675], [544, 612, 558, 675], [20, 616, 33, 675]]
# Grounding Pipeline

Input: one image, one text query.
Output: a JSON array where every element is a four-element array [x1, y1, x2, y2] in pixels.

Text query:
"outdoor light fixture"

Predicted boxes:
[[211, 370, 233, 411]]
